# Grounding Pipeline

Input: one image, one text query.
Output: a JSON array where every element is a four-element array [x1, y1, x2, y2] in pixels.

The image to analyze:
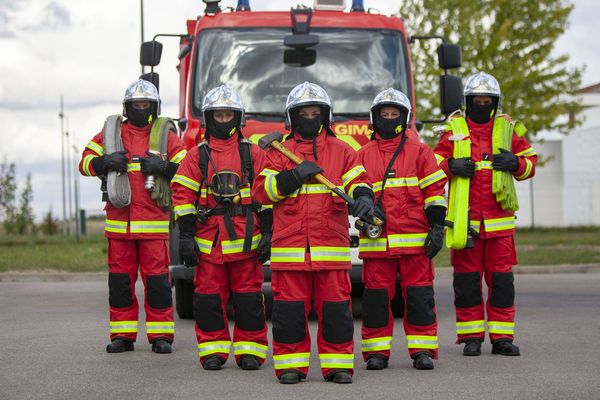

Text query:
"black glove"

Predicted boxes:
[[425, 225, 445, 259], [448, 157, 475, 178], [351, 195, 375, 221], [293, 160, 323, 182], [163, 162, 180, 181], [256, 208, 273, 263], [492, 148, 519, 172], [140, 151, 166, 176], [177, 214, 199, 267], [374, 205, 386, 225], [90, 155, 107, 175], [104, 150, 129, 174]]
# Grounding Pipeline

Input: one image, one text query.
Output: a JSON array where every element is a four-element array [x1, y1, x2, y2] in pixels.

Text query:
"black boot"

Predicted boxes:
[[151, 339, 172, 354], [328, 370, 353, 384], [366, 354, 388, 370], [240, 355, 260, 370], [106, 338, 134, 353], [412, 352, 434, 370], [492, 340, 520, 356], [279, 370, 302, 384], [463, 338, 482, 356], [202, 355, 225, 370]]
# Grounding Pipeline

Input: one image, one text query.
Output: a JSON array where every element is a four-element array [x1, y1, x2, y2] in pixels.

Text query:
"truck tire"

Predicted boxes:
[[174, 278, 195, 319]]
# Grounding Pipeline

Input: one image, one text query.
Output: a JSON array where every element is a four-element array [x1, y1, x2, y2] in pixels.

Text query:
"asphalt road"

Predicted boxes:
[[2, 273, 600, 400]]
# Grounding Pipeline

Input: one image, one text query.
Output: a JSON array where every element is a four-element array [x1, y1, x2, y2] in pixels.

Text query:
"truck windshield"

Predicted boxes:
[[193, 28, 410, 119]]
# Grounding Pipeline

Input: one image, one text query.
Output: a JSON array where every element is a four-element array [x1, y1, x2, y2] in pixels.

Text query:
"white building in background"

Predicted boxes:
[[515, 83, 600, 227]]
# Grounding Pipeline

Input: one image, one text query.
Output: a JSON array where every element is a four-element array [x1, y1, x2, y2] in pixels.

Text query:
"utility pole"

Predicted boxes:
[[59, 95, 67, 235], [140, 0, 145, 75], [66, 117, 73, 235], [73, 144, 81, 242]]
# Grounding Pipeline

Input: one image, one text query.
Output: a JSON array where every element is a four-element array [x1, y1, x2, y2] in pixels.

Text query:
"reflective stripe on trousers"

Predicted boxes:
[[233, 341, 268, 359], [406, 335, 438, 350], [146, 321, 175, 334], [273, 352, 310, 370], [488, 321, 515, 335], [361, 336, 393, 352], [456, 320, 485, 335], [198, 341, 231, 357], [319, 353, 354, 369], [110, 320, 138, 334]]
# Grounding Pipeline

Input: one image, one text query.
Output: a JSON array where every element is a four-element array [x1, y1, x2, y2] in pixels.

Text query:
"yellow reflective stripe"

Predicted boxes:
[[434, 153, 445, 165], [372, 177, 419, 192], [172, 174, 200, 192], [319, 353, 354, 369], [359, 237, 387, 252], [105, 219, 127, 234], [515, 147, 536, 157], [222, 234, 262, 254], [424, 195, 447, 208], [348, 182, 369, 199], [388, 233, 428, 248], [456, 320, 485, 334], [475, 161, 493, 170], [310, 246, 351, 262], [110, 320, 138, 333], [82, 154, 96, 176], [418, 169, 446, 189], [169, 149, 187, 163], [342, 165, 366, 187], [198, 341, 231, 357], [273, 352, 310, 369], [271, 248, 305, 263], [195, 237, 213, 254], [484, 216, 515, 232], [488, 321, 515, 334], [146, 321, 175, 334], [130, 220, 169, 234], [361, 336, 393, 352], [259, 168, 278, 177], [174, 204, 196, 217], [265, 173, 285, 202], [200, 188, 208, 201], [233, 341, 268, 358], [240, 187, 251, 198], [470, 220, 481, 233], [127, 162, 141, 172], [86, 140, 104, 156], [517, 158, 533, 180], [406, 335, 438, 349]]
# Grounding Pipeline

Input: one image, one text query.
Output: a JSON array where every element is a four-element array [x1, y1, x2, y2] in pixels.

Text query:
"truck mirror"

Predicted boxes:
[[437, 43, 461, 69], [140, 41, 163, 67], [140, 72, 160, 92], [440, 75, 463, 116], [284, 34, 320, 49], [284, 49, 316, 67]]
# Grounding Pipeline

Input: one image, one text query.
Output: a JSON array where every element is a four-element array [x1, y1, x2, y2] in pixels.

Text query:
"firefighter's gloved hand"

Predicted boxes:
[[104, 150, 129, 174], [425, 224, 445, 259], [448, 157, 475, 178], [374, 205, 387, 225], [492, 148, 519, 172], [256, 232, 272, 264], [293, 161, 323, 182], [351, 195, 375, 221], [177, 214, 198, 267], [141, 151, 166, 176], [90, 155, 107, 175]]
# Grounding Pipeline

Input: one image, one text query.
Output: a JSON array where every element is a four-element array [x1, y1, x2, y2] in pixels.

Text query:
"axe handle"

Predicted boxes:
[[269, 140, 383, 227]]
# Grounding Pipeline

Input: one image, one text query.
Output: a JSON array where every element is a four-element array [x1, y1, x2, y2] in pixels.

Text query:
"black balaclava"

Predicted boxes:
[[125, 102, 158, 128], [466, 96, 498, 124], [373, 106, 408, 139], [206, 110, 241, 140], [291, 108, 325, 140]]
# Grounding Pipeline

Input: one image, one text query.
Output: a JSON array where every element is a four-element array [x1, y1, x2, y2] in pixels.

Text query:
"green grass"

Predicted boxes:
[[0, 227, 599, 272]]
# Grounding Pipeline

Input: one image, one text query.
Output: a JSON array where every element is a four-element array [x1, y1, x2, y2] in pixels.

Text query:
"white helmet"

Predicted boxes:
[[122, 79, 160, 116], [201, 85, 245, 127], [285, 81, 333, 130], [369, 88, 412, 130], [464, 71, 501, 98]]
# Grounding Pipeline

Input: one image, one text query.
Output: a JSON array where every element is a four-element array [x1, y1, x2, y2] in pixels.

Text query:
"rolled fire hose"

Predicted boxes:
[[492, 117, 519, 212], [149, 117, 176, 209], [102, 115, 131, 208]]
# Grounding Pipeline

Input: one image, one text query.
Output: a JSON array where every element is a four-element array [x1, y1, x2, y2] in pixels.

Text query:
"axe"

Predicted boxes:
[[258, 131, 383, 237]]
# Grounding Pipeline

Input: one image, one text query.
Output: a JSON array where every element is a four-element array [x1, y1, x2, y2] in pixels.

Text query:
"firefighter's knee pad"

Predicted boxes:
[[453, 272, 482, 308], [146, 273, 172, 309], [322, 300, 354, 344], [490, 272, 515, 308], [193, 293, 225, 332], [272, 300, 305, 344], [406, 286, 436, 326], [362, 288, 389, 328], [108, 272, 133, 308], [232, 292, 265, 331]]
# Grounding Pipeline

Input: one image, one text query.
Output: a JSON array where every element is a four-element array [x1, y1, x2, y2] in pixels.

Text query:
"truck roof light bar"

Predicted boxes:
[[350, 0, 365, 12], [314, 0, 346, 11], [236, 0, 250, 11]]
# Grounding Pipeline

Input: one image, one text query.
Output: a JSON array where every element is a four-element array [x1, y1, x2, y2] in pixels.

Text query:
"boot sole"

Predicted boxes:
[[463, 351, 481, 356], [492, 350, 520, 356]]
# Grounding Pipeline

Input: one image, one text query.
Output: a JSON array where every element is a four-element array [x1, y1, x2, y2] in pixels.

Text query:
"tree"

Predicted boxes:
[[403, 0, 583, 136], [14, 173, 35, 234], [0, 157, 17, 222], [40, 207, 59, 235]]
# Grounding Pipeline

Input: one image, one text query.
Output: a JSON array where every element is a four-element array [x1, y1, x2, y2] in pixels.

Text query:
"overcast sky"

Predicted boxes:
[[0, 0, 597, 222]]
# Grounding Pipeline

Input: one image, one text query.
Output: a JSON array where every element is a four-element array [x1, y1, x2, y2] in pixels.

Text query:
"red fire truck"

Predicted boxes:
[[140, 0, 462, 319]]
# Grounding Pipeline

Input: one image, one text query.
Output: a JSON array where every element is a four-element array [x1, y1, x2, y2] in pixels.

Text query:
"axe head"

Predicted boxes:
[[258, 131, 284, 149]]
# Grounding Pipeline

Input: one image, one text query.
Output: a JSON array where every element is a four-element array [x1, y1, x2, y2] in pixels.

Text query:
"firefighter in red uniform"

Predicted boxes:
[[434, 72, 537, 356], [79, 79, 186, 353], [358, 89, 447, 370], [253, 82, 375, 385], [171, 85, 269, 371]]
